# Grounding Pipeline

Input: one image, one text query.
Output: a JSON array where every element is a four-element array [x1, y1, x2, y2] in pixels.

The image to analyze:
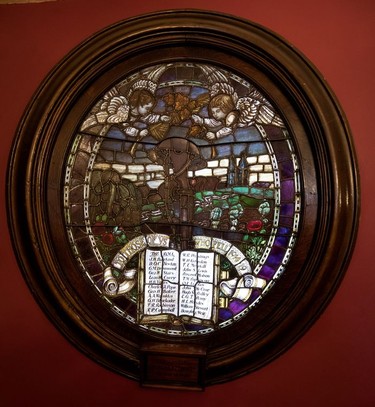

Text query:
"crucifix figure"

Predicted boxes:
[[149, 137, 206, 250]]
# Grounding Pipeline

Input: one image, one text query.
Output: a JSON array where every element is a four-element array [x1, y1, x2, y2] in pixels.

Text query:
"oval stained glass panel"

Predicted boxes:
[[64, 62, 301, 336]]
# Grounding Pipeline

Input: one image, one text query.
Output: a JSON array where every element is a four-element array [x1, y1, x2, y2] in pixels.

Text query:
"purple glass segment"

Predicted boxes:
[[281, 180, 295, 201], [265, 245, 286, 268], [229, 299, 248, 315]]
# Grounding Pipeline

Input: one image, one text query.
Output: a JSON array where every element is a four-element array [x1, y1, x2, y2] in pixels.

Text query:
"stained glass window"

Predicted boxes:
[[64, 62, 300, 336]]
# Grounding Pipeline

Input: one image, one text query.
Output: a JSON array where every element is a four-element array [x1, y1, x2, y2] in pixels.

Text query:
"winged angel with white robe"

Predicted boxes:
[[80, 65, 170, 137], [192, 65, 284, 140]]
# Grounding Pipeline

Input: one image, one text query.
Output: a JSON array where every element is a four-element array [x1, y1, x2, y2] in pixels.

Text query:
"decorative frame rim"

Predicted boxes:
[[7, 10, 360, 387]]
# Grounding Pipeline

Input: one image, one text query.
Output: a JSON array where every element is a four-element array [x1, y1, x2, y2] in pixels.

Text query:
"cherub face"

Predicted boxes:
[[211, 106, 226, 120], [138, 102, 153, 115]]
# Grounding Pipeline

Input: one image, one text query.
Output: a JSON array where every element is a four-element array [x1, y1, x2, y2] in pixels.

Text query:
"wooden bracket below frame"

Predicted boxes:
[[140, 342, 206, 390]]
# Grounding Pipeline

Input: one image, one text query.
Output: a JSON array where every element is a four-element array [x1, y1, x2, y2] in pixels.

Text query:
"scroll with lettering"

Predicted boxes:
[[138, 249, 220, 325]]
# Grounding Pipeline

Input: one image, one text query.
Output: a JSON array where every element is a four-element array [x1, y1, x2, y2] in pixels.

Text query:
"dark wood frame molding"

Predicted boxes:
[[7, 10, 360, 389]]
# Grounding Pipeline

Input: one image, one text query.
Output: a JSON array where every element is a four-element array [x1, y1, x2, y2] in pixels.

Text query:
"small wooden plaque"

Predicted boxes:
[[140, 342, 206, 390]]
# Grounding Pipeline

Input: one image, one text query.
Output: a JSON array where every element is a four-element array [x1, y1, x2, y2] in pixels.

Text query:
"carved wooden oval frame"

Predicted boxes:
[[7, 10, 359, 388]]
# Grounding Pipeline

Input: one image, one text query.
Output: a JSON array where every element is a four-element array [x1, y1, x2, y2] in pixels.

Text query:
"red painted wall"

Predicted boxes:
[[1, 1, 374, 406]]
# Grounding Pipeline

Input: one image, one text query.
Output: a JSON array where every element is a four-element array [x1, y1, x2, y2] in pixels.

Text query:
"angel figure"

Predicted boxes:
[[124, 85, 170, 139], [192, 65, 284, 141], [80, 65, 170, 139], [192, 87, 239, 140]]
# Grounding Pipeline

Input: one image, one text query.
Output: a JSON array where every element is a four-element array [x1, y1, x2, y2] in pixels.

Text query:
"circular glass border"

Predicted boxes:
[[64, 61, 301, 337]]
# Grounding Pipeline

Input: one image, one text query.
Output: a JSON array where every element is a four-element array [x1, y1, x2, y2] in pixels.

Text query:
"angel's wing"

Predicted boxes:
[[106, 96, 129, 124], [199, 64, 230, 85], [237, 90, 284, 127], [81, 90, 129, 131], [199, 65, 239, 102]]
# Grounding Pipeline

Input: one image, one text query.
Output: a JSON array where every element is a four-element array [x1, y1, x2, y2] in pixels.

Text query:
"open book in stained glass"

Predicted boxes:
[[138, 248, 219, 325]]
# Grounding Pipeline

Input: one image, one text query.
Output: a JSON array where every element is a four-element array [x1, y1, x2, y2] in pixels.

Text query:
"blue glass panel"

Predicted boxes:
[[247, 142, 268, 155], [106, 127, 127, 140]]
